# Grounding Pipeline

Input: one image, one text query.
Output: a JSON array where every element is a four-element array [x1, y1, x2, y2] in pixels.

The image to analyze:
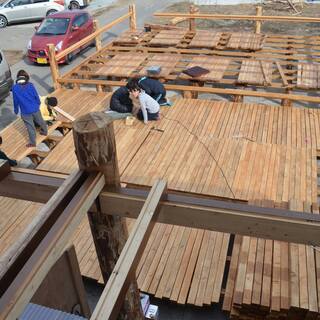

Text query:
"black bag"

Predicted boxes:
[[182, 66, 210, 77]]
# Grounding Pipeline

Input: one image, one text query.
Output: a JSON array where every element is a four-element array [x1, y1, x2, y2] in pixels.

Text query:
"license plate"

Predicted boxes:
[[37, 58, 47, 64]]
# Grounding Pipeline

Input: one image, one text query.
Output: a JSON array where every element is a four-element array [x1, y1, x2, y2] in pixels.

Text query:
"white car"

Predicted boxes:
[[0, 0, 65, 28], [65, 0, 87, 10], [0, 50, 13, 101]]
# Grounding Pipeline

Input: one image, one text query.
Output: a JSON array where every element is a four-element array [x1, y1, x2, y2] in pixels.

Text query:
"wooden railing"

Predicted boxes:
[[56, 78, 320, 105], [47, 5, 136, 90], [154, 5, 320, 33]]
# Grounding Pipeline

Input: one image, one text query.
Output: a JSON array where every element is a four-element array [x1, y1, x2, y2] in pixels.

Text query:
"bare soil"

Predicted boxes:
[[151, 1, 320, 36], [3, 50, 24, 66]]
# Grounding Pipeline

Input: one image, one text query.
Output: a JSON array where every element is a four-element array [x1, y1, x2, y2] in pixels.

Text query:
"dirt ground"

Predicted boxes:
[[152, 1, 320, 36], [3, 50, 24, 66]]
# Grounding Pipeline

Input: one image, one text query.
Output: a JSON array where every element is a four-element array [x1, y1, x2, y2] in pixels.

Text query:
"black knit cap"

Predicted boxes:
[[46, 96, 58, 107]]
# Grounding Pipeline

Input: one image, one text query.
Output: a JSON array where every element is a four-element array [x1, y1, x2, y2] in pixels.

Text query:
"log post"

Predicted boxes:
[[255, 6, 262, 34], [48, 44, 61, 90], [129, 4, 137, 31], [73, 112, 144, 320]]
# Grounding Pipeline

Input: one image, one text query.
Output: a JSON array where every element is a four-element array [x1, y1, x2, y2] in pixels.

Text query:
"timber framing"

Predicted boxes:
[[3, 5, 320, 320], [46, 5, 320, 105]]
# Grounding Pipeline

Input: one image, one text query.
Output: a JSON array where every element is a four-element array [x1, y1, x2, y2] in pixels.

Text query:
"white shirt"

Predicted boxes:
[[138, 90, 160, 123]]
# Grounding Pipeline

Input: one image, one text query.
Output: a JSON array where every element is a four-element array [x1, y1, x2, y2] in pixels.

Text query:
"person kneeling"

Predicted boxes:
[[40, 96, 58, 126], [129, 84, 160, 124]]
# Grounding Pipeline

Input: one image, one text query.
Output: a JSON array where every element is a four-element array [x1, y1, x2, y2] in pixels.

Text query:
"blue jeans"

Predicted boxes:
[[21, 110, 47, 145]]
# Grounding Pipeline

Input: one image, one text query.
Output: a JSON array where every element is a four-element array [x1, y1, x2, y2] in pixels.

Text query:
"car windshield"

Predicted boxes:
[[36, 18, 70, 36]]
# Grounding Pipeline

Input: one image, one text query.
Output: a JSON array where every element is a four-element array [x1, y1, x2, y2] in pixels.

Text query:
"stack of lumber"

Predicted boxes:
[[188, 31, 223, 49], [138, 54, 181, 78], [238, 60, 273, 86], [96, 53, 148, 77], [297, 62, 320, 89], [227, 33, 265, 51], [112, 30, 145, 45], [136, 225, 229, 306], [223, 200, 320, 319], [149, 29, 187, 46]]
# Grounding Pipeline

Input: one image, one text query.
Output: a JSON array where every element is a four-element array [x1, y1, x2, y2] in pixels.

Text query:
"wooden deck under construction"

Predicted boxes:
[[1, 88, 320, 317], [3, 6, 320, 319]]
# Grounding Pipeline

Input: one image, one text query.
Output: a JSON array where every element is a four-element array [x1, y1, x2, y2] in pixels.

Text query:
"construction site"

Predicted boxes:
[[1, 2, 320, 319]]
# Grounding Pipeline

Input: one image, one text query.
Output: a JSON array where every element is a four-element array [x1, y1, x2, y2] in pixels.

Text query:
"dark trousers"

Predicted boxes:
[[21, 111, 48, 145], [137, 110, 159, 121]]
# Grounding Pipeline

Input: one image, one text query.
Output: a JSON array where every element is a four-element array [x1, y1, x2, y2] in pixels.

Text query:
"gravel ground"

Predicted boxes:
[[151, 1, 320, 35]]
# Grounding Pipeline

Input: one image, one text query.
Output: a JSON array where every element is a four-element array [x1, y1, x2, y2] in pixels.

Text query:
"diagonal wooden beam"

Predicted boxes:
[[91, 180, 167, 320], [0, 172, 105, 320]]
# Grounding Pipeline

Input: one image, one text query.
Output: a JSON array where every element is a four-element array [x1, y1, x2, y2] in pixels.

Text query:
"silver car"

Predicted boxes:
[[0, 50, 13, 101], [0, 0, 64, 28]]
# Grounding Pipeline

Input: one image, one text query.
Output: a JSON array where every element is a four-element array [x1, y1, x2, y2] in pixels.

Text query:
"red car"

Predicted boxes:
[[27, 10, 94, 64]]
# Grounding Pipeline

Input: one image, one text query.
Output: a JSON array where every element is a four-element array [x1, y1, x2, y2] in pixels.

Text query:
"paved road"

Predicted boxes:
[[0, 0, 180, 129]]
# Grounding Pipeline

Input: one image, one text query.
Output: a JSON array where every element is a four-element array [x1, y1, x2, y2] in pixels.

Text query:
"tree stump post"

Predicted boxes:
[[73, 112, 144, 320]]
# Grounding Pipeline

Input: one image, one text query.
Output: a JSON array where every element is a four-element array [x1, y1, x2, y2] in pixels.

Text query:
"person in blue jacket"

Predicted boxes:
[[12, 70, 47, 148], [137, 76, 170, 106]]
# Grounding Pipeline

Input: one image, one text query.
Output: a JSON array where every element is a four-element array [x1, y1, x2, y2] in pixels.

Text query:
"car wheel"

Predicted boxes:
[[65, 53, 73, 65], [0, 15, 8, 28], [46, 9, 58, 16], [69, 1, 80, 9]]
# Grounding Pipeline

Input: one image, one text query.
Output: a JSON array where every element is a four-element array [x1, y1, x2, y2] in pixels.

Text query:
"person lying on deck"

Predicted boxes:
[[129, 83, 160, 124], [0, 136, 17, 166], [137, 76, 170, 106], [109, 79, 138, 113]]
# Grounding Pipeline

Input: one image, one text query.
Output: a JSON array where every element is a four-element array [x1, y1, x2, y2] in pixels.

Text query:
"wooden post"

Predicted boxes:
[[93, 20, 103, 92], [73, 112, 144, 320], [255, 6, 262, 34], [189, 5, 198, 32], [93, 20, 102, 51], [48, 44, 61, 90], [129, 4, 137, 31], [281, 89, 293, 107]]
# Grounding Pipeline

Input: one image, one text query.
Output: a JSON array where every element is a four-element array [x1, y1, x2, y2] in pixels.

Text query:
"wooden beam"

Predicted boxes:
[[0, 170, 85, 291], [153, 12, 320, 23], [276, 61, 289, 87], [0, 159, 10, 181], [0, 172, 105, 320], [73, 112, 144, 320], [99, 190, 320, 246], [91, 180, 167, 320], [47, 44, 60, 90], [57, 78, 320, 104], [54, 106, 75, 122], [0, 170, 65, 203]]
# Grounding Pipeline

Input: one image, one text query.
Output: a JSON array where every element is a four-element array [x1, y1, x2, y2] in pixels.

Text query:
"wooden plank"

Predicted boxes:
[[91, 180, 166, 320]]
